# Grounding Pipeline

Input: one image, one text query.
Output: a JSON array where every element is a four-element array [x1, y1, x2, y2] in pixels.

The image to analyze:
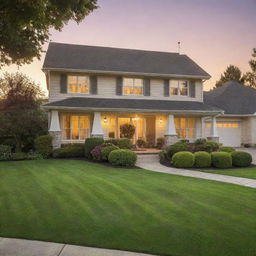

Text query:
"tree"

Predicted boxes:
[[243, 48, 256, 88], [0, 0, 98, 66], [215, 65, 244, 88], [0, 73, 48, 152]]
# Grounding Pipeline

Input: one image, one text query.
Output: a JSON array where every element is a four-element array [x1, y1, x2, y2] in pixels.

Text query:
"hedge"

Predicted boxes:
[[172, 151, 195, 168], [34, 135, 52, 158], [194, 151, 211, 168], [231, 151, 252, 167], [108, 149, 137, 167], [84, 137, 104, 159], [220, 146, 236, 153], [211, 152, 232, 168], [53, 144, 84, 158], [102, 145, 119, 161], [166, 142, 189, 160]]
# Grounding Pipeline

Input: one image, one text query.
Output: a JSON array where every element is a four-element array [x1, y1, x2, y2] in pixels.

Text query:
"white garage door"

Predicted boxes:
[[217, 122, 241, 147]]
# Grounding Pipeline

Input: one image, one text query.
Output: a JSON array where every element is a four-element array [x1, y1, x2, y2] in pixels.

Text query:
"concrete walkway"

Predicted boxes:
[[137, 155, 256, 189], [0, 237, 155, 256]]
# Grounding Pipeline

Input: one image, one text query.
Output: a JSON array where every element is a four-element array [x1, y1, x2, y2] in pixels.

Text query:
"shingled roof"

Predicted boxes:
[[204, 81, 256, 115], [43, 42, 210, 79]]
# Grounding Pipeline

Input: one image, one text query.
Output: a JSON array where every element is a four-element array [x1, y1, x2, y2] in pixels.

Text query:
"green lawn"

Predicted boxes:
[[1, 160, 256, 256], [196, 166, 256, 179]]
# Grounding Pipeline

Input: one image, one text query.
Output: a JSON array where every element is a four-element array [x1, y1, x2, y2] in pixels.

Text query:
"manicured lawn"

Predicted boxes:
[[196, 166, 256, 179], [0, 160, 256, 256]]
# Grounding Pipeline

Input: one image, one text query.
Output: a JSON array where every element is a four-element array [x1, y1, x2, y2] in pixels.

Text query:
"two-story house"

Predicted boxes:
[[42, 42, 223, 148]]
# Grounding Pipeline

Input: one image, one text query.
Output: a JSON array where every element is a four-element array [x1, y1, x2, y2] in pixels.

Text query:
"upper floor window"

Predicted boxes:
[[169, 80, 189, 96], [123, 78, 143, 95], [68, 75, 90, 94]]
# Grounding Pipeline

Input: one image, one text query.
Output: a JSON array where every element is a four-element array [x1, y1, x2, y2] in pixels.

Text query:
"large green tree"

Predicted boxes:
[[243, 48, 256, 88], [0, 73, 48, 152], [0, 0, 98, 66], [215, 65, 244, 88]]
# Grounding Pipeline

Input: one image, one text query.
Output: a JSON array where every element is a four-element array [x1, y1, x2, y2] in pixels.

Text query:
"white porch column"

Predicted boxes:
[[91, 112, 104, 137], [164, 114, 178, 146], [212, 116, 218, 137], [49, 110, 61, 149]]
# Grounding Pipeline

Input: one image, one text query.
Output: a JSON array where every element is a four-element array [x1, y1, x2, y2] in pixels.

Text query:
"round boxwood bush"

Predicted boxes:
[[166, 142, 189, 160], [84, 137, 104, 159], [172, 151, 195, 168], [108, 149, 137, 167], [102, 145, 119, 161], [211, 152, 232, 168], [34, 135, 52, 158], [220, 146, 236, 153], [117, 138, 132, 149], [194, 151, 211, 168], [231, 151, 252, 167], [205, 141, 220, 152]]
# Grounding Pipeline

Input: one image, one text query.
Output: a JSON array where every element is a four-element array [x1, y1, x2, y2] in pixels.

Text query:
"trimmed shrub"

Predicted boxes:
[[34, 135, 52, 158], [53, 144, 84, 158], [117, 138, 132, 149], [84, 137, 104, 159], [211, 152, 232, 168], [205, 141, 220, 152], [194, 151, 211, 168], [156, 137, 165, 149], [105, 139, 118, 146], [108, 149, 137, 167], [231, 151, 252, 167], [27, 151, 44, 160], [11, 152, 28, 161], [102, 145, 119, 161], [0, 145, 12, 161], [91, 145, 103, 161], [194, 138, 207, 145], [159, 150, 168, 164], [220, 146, 236, 153], [172, 151, 195, 168], [165, 141, 189, 160], [136, 139, 146, 148]]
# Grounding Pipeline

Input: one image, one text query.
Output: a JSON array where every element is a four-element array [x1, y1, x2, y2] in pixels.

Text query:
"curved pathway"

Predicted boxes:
[[137, 155, 256, 189]]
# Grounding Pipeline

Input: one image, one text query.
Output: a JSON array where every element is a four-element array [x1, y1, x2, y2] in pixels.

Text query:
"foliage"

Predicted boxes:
[[194, 138, 207, 145], [34, 135, 52, 158], [243, 48, 256, 88], [205, 141, 220, 153], [156, 137, 165, 149], [136, 139, 146, 148], [117, 138, 132, 149], [172, 151, 195, 168], [159, 150, 168, 165], [102, 145, 119, 161], [108, 149, 137, 167], [53, 144, 84, 158], [84, 137, 104, 159], [0, 145, 12, 161], [0, 0, 97, 66], [194, 151, 211, 168], [165, 141, 189, 160], [105, 139, 119, 145], [220, 146, 236, 153], [211, 152, 232, 169], [26, 151, 44, 160], [108, 132, 115, 138], [231, 151, 252, 167], [120, 123, 135, 139], [215, 65, 244, 88], [91, 145, 103, 161], [11, 152, 28, 161], [0, 73, 48, 152]]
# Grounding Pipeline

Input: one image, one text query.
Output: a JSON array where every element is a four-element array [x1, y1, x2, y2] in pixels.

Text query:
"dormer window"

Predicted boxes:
[[68, 75, 90, 94], [169, 80, 189, 96], [123, 78, 143, 95]]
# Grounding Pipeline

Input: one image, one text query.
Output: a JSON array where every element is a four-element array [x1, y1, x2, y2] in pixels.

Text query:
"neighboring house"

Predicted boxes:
[[204, 81, 256, 147], [42, 42, 222, 148]]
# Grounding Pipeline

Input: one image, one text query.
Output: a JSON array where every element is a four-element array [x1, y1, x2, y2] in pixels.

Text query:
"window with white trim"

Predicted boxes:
[[169, 80, 189, 96], [68, 75, 90, 94], [123, 78, 143, 95]]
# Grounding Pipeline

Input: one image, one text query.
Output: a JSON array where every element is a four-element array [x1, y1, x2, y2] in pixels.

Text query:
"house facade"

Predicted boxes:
[[42, 42, 223, 148]]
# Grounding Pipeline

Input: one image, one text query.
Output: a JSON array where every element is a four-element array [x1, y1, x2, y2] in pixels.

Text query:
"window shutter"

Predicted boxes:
[[90, 76, 97, 95], [60, 74, 67, 93], [164, 79, 170, 97], [116, 76, 123, 95], [189, 80, 196, 98], [143, 79, 151, 96]]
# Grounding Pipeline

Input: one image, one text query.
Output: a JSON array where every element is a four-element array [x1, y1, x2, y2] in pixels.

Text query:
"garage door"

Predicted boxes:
[[217, 122, 241, 147]]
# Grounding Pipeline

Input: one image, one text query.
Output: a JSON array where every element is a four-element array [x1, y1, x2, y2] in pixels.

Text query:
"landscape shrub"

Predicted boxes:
[[194, 138, 207, 145], [220, 146, 236, 153], [27, 151, 44, 160], [172, 151, 195, 168], [108, 149, 137, 167], [102, 145, 119, 161], [53, 144, 84, 158], [165, 141, 189, 160], [231, 151, 252, 167], [156, 137, 165, 149], [91, 145, 103, 161], [0, 145, 12, 161], [194, 151, 211, 168], [84, 137, 104, 159], [34, 135, 52, 158], [205, 141, 220, 152], [136, 139, 146, 148], [120, 123, 136, 139], [11, 152, 28, 161], [105, 139, 118, 145], [211, 152, 232, 168], [159, 150, 168, 164], [117, 138, 132, 149]]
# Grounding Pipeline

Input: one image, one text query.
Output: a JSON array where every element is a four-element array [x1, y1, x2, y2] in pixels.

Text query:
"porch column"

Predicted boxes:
[[91, 112, 104, 138], [164, 114, 178, 146], [207, 116, 219, 143], [49, 110, 61, 149]]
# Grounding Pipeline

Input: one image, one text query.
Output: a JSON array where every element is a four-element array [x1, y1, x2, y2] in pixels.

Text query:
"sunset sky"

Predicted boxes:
[[1, 0, 255, 94]]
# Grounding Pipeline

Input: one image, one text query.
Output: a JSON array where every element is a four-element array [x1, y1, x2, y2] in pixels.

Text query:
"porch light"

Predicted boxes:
[[159, 118, 163, 124], [103, 116, 108, 123]]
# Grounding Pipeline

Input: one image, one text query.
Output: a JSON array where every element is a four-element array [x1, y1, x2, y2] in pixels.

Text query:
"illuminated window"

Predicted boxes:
[[206, 122, 240, 128], [169, 80, 189, 96], [175, 118, 196, 138], [68, 75, 90, 94], [123, 78, 143, 95], [62, 115, 90, 140]]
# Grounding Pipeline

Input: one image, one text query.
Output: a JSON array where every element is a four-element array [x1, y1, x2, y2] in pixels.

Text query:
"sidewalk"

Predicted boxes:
[[0, 237, 156, 256]]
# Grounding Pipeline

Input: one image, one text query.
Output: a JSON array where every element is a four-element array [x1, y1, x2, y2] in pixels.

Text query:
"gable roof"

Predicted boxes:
[[204, 81, 256, 115], [43, 42, 210, 79]]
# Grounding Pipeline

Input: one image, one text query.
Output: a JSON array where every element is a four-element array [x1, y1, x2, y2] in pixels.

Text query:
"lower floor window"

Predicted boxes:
[[206, 121, 240, 129], [175, 118, 196, 138], [62, 115, 90, 140]]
